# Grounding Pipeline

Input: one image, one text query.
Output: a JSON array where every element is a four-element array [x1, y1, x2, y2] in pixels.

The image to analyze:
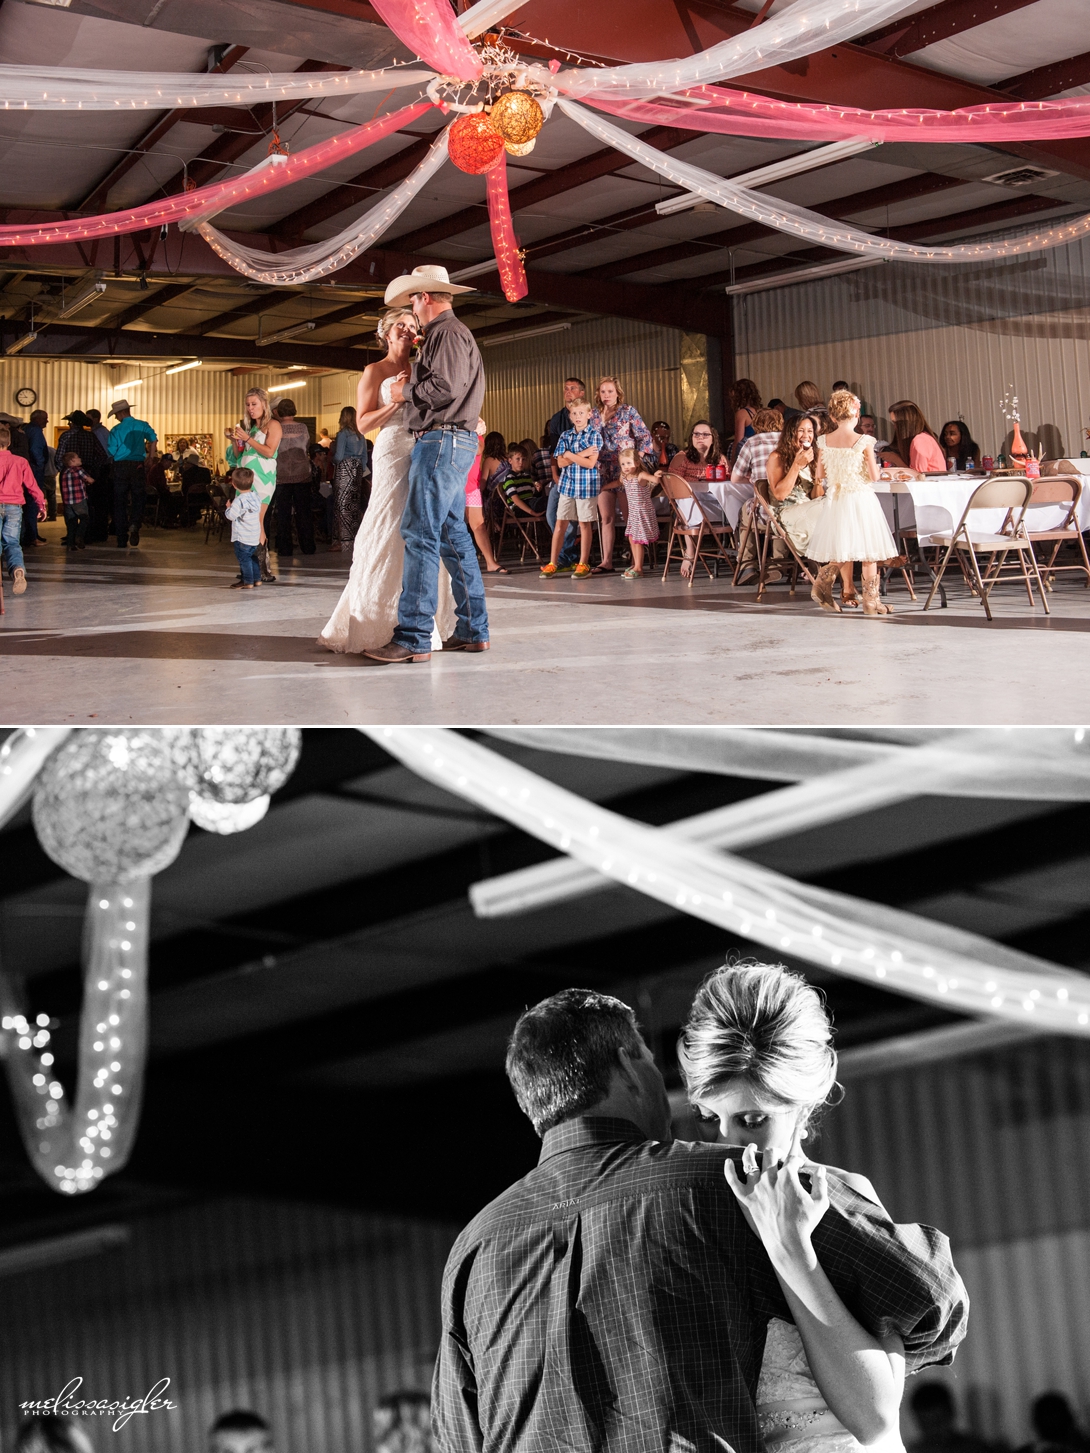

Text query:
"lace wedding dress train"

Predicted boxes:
[[319, 375, 456, 653]]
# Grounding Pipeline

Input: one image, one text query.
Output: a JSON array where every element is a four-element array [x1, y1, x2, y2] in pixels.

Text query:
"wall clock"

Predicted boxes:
[[15, 387, 37, 408]]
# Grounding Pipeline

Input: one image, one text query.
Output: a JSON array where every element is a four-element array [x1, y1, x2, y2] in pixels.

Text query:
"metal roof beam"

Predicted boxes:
[[858, 0, 1039, 58]]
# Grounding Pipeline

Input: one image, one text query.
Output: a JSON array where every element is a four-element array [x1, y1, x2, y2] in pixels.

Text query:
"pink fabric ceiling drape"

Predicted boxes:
[[486, 154, 527, 302], [369, 0, 482, 81]]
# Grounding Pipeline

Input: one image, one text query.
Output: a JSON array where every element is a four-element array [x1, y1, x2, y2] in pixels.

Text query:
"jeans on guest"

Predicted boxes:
[[394, 427, 488, 654], [1, 504, 25, 576], [64, 500, 89, 549], [234, 540, 260, 585], [113, 460, 146, 542], [546, 482, 581, 565]]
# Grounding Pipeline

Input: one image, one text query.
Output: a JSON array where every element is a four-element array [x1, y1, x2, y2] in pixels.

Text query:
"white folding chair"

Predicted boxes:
[[923, 476, 1049, 620]]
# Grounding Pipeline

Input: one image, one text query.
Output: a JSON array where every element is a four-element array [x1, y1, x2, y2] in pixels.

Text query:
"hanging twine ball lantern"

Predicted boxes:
[[167, 727, 302, 805], [448, 113, 506, 175], [489, 91, 544, 147], [189, 794, 272, 835], [32, 731, 190, 883], [505, 138, 537, 157]]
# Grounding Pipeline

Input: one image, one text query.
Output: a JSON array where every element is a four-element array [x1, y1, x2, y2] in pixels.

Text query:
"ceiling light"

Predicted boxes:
[[479, 321, 572, 347], [724, 256, 887, 296], [267, 379, 306, 392], [258, 321, 317, 346], [55, 280, 107, 321], [164, 359, 202, 375], [655, 137, 880, 218], [5, 331, 38, 356], [119, 379, 144, 389]]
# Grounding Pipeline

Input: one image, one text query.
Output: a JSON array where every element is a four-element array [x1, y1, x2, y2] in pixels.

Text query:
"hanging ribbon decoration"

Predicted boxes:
[[0, 101, 432, 247], [486, 153, 528, 303], [369, 0, 482, 82]]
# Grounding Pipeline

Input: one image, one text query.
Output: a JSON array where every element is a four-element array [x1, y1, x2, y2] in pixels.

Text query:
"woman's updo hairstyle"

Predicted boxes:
[[827, 389, 861, 423], [678, 962, 839, 1130]]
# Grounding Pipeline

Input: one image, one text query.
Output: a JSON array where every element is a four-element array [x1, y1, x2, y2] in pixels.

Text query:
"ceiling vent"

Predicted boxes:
[[982, 165, 1059, 187]]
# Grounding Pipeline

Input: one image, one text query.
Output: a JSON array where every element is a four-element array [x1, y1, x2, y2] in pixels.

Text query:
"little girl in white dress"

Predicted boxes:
[[807, 390, 897, 617]]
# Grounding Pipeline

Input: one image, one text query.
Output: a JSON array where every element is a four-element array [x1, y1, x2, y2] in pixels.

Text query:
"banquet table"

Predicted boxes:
[[873, 472, 1090, 544]]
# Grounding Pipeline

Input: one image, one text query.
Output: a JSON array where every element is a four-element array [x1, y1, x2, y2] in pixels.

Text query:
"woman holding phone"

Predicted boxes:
[[225, 388, 281, 582]]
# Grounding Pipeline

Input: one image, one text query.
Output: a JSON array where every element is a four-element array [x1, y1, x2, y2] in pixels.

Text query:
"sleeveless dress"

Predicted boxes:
[[758, 1318, 905, 1453], [319, 375, 456, 653], [806, 436, 896, 563], [226, 424, 278, 507]]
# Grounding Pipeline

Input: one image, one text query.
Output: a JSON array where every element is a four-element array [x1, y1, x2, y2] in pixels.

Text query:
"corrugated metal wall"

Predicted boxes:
[[734, 237, 1090, 461], [477, 317, 688, 446], [0, 1197, 458, 1453], [821, 1034, 1090, 1445]]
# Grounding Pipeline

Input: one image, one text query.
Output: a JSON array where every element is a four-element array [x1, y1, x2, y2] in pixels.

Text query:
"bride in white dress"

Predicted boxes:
[[320, 309, 455, 654], [680, 963, 935, 1453]]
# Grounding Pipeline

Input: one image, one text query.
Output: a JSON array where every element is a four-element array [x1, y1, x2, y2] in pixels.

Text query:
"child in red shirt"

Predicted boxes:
[[0, 423, 47, 595]]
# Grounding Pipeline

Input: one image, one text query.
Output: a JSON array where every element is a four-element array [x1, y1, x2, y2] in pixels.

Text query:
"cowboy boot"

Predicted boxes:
[[810, 562, 841, 613], [257, 543, 276, 583], [861, 576, 892, 616]]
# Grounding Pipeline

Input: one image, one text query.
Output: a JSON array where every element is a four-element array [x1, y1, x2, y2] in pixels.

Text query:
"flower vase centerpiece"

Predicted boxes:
[[1001, 388, 1028, 470]]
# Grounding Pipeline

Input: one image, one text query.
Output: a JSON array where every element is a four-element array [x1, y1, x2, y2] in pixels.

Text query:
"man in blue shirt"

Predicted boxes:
[[107, 398, 157, 547], [24, 409, 55, 522], [544, 376, 586, 451]]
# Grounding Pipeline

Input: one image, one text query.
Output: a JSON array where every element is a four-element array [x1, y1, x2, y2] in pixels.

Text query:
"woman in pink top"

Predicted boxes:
[[884, 401, 947, 473], [0, 422, 47, 596]]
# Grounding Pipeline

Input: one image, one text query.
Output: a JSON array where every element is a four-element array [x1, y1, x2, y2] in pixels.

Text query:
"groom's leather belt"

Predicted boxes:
[[413, 423, 471, 438]]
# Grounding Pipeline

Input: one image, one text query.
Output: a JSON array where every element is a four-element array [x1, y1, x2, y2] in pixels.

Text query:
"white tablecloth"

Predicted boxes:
[[708, 478, 752, 530], [874, 474, 1090, 546]]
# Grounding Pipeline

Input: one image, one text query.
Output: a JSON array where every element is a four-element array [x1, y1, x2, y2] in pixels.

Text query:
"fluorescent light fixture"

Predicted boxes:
[[5, 330, 37, 356], [164, 359, 202, 375], [258, 320, 317, 346], [119, 378, 144, 389], [724, 256, 887, 295], [0, 1224, 130, 1279], [479, 321, 572, 348], [55, 279, 107, 320], [655, 138, 880, 218], [449, 258, 502, 281], [268, 379, 306, 392]]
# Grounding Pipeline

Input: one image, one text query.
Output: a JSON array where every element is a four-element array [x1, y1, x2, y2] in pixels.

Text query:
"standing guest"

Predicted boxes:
[[25, 409, 55, 522], [540, 397, 601, 580], [500, 444, 548, 519], [85, 408, 110, 453], [318, 427, 333, 450], [56, 411, 109, 542], [908, 1385, 991, 1453], [884, 401, 946, 473], [208, 1410, 273, 1453], [648, 419, 679, 471], [1016, 1394, 1090, 1453], [808, 388, 898, 617], [106, 396, 157, 548], [617, 444, 660, 578], [466, 423, 506, 575], [0, 422, 46, 595], [329, 405, 370, 552], [589, 376, 653, 575], [480, 431, 509, 498], [225, 466, 261, 589], [537, 433, 580, 573], [226, 388, 282, 582], [545, 377, 586, 449], [270, 398, 315, 560], [730, 377, 762, 463], [939, 420, 980, 470], [58, 451, 92, 551], [668, 420, 730, 580], [3, 415, 45, 549], [366, 264, 488, 664]]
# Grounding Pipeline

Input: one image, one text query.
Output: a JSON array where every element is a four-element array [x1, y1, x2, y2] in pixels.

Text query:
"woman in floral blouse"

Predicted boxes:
[[589, 376, 653, 575]]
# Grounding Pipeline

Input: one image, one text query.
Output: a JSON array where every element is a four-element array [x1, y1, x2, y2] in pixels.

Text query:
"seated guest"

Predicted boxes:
[[145, 451, 180, 526], [647, 419, 679, 471], [731, 407, 785, 578], [501, 444, 548, 517], [666, 420, 729, 580], [766, 413, 826, 558], [884, 400, 946, 472], [939, 420, 980, 470], [858, 413, 890, 452]]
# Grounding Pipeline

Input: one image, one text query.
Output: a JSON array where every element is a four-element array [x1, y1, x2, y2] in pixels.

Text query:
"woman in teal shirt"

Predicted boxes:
[[225, 387, 281, 581]]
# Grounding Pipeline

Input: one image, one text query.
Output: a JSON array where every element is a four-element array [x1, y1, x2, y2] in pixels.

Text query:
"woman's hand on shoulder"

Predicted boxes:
[[724, 1125, 829, 1263]]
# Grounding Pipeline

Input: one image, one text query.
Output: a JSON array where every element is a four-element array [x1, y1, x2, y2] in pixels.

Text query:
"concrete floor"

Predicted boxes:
[[3, 521, 1090, 725]]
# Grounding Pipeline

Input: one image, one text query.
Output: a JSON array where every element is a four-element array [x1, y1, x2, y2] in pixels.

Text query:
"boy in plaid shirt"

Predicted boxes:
[[59, 452, 92, 551], [541, 400, 602, 579]]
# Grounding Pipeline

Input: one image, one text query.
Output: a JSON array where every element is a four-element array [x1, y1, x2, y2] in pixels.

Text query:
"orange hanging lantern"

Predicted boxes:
[[489, 90, 544, 147], [448, 113, 506, 175]]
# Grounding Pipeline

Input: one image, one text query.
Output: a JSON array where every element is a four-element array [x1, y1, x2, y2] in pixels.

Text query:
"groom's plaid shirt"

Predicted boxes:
[[432, 1116, 967, 1453]]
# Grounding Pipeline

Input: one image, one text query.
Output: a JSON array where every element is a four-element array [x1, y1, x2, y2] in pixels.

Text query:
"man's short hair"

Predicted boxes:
[[275, 398, 297, 417], [419, 290, 453, 303], [210, 1411, 270, 1434], [86, 409, 102, 423], [565, 377, 586, 389], [505, 988, 646, 1136]]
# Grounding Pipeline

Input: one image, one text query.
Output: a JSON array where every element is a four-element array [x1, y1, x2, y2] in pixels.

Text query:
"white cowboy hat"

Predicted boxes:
[[107, 399, 131, 417], [383, 264, 476, 308]]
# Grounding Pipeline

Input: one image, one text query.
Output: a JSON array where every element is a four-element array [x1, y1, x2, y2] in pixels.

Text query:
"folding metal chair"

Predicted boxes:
[[749, 480, 815, 601], [1017, 475, 1090, 590], [495, 490, 548, 564], [923, 476, 1048, 619], [659, 473, 734, 586]]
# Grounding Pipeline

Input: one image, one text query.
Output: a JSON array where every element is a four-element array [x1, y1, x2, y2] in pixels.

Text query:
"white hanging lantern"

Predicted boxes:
[[167, 728, 301, 804]]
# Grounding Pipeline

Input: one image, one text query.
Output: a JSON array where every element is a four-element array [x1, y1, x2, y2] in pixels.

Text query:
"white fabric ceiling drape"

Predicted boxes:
[[0, 66, 435, 110]]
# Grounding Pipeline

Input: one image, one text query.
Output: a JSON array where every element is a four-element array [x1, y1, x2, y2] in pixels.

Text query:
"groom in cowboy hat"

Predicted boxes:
[[364, 264, 490, 664]]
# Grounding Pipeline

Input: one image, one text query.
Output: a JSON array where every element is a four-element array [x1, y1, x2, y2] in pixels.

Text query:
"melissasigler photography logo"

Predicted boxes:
[[20, 1377, 178, 1432]]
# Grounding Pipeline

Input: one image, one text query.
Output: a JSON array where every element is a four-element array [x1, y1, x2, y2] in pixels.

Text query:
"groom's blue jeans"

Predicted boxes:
[[394, 427, 490, 654]]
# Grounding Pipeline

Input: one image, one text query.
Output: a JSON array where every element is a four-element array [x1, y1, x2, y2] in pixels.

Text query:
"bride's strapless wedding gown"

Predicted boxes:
[[320, 375, 456, 653]]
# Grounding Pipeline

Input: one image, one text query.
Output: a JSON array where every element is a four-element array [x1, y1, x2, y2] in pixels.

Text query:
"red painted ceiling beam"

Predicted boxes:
[[272, 132, 438, 239], [858, 0, 1039, 58], [1003, 49, 1090, 100], [108, 281, 202, 329]]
